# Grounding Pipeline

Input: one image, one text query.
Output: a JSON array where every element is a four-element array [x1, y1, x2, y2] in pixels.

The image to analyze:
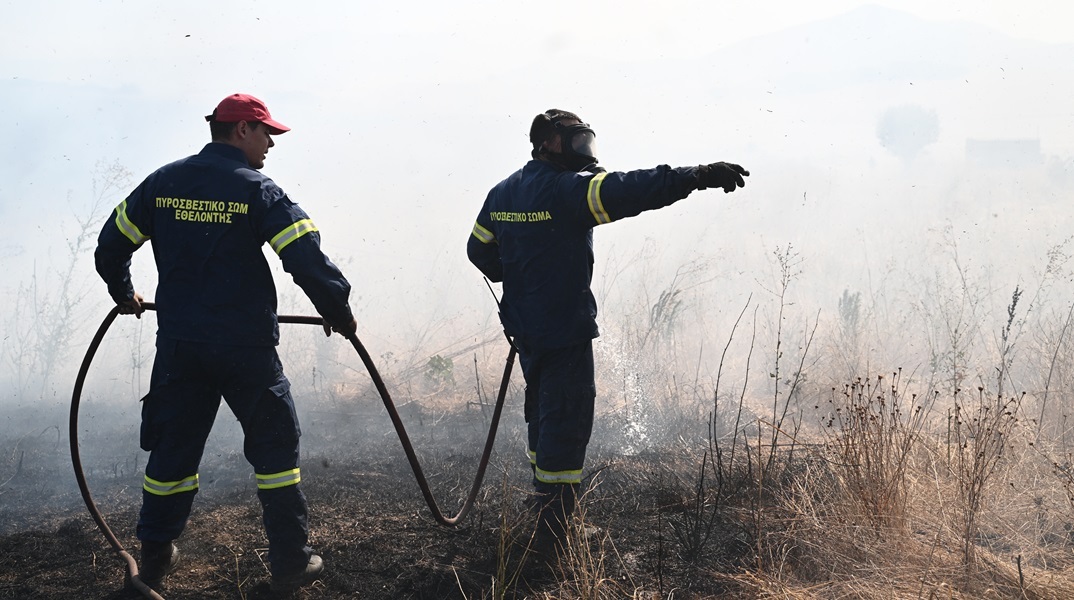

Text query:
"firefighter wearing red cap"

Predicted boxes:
[[95, 93, 356, 593], [467, 109, 749, 562]]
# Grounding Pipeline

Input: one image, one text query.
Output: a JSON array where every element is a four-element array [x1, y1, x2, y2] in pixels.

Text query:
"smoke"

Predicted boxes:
[[3, 3, 1074, 531]]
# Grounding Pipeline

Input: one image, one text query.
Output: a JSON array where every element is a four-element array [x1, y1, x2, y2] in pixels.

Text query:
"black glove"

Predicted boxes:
[[696, 162, 749, 193]]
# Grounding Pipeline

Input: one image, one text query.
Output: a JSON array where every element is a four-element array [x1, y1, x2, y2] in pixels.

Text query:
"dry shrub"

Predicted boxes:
[[818, 369, 931, 532], [947, 388, 1025, 569]]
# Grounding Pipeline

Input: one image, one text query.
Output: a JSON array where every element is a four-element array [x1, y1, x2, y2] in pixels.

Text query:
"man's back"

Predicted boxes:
[[474, 160, 600, 350], [99, 143, 293, 345], [159, 146, 281, 340]]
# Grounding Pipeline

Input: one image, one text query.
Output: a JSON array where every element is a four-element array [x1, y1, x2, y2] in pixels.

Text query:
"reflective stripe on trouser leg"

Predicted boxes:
[[139, 471, 201, 544], [535, 466, 582, 485], [256, 468, 301, 490], [144, 473, 199, 495]]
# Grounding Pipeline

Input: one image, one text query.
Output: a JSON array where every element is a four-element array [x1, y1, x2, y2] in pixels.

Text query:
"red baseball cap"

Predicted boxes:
[[204, 93, 290, 134]]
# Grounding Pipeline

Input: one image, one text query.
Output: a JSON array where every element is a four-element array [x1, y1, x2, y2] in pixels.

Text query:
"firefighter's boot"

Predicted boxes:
[[139, 541, 179, 590], [270, 554, 324, 594]]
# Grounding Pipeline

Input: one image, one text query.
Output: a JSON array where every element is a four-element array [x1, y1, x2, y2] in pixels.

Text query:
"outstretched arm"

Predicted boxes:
[[576, 162, 749, 226]]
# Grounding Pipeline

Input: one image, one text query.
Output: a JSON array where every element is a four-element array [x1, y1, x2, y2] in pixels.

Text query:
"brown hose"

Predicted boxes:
[[69, 306, 164, 600], [70, 302, 515, 599]]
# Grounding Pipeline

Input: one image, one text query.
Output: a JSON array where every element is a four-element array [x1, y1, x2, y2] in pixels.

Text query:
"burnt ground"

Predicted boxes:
[[0, 389, 752, 599]]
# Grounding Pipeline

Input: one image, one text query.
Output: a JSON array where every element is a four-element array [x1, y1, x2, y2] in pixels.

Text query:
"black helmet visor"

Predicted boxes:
[[554, 121, 598, 162]]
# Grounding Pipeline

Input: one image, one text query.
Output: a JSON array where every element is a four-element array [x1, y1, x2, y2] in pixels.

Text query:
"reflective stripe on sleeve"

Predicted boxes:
[[535, 466, 583, 485], [115, 200, 149, 245], [256, 468, 301, 490], [586, 172, 611, 225], [471, 222, 496, 244], [143, 473, 198, 496], [270, 219, 318, 254]]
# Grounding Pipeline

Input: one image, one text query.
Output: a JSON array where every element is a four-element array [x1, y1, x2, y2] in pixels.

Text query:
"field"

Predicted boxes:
[[5, 272, 1074, 600], [4, 197, 1074, 598]]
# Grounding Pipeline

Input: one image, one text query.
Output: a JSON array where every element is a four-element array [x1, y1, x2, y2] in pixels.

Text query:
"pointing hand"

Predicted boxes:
[[697, 162, 750, 193]]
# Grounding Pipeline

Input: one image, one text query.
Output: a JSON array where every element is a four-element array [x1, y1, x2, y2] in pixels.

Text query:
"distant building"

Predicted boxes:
[[965, 139, 1042, 168]]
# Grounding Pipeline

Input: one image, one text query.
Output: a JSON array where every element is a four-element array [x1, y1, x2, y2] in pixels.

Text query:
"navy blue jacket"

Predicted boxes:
[[96, 143, 354, 347], [467, 159, 700, 350]]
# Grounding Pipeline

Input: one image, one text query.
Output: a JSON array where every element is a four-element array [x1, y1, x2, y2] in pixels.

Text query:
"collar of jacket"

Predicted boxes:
[[201, 142, 251, 166]]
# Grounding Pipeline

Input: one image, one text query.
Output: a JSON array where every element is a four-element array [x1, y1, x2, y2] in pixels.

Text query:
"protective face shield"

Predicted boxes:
[[553, 121, 598, 171]]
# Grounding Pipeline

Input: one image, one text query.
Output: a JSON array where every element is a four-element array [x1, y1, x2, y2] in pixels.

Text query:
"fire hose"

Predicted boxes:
[[70, 302, 516, 599]]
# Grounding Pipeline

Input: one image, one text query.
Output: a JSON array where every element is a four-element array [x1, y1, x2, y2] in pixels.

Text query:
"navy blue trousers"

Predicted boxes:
[[137, 338, 311, 576], [519, 340, 596, 528]]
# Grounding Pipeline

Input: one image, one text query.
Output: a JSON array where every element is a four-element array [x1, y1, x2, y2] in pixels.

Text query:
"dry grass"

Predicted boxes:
[[11, 249, 1074, 598]]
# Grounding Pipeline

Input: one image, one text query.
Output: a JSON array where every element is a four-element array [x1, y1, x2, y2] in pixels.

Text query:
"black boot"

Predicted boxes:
[[139, 541, 179, 590], [270, 554, 324, 593], [528, 485, 575, 571]]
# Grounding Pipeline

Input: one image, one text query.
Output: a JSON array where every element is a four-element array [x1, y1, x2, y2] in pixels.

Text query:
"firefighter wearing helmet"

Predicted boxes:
[[467, 108, 749, 564]]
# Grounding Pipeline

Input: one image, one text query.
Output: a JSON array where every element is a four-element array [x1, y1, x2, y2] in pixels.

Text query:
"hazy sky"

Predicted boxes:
[[2, 1, 1072, 393], [4, 1, 1073, 76]]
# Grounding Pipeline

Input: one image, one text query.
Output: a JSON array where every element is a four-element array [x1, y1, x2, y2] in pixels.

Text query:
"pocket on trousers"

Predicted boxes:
[[562, 386, 596, 444], [139, 390, 162, 452], [255, 380, 301, 442]]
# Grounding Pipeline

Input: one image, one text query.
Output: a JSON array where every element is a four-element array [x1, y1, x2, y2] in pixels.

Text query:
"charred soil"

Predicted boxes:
[[0, 399, 749, 599]]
